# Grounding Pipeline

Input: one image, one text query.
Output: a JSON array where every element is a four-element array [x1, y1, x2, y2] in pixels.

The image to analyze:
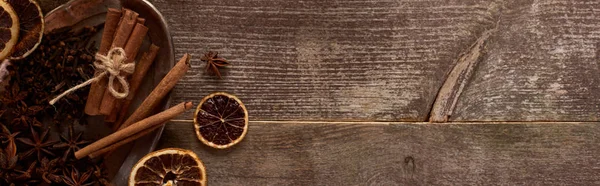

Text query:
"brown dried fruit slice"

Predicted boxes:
[[129, 148, 207, 186], [0, 1, 19, 61], [7, 0, 43, 60], [194, 92, 248, 149]]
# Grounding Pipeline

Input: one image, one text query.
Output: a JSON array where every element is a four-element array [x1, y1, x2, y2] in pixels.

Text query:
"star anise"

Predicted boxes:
[[0, 123, 19, 154], [37, 158, 62, 184], [0, 148, 18, 169], [0, 158, 38, 184], [92, 164, 110, 186], [17, 126, 57, 161], [201, 51, 230, 79], [13, 161, 37, 182], [0, 149, 18, 183], [61, 167, 94, 186], [0, 83, 28, 106], [54, 126, 89, 161], [9, 101, 44, 128]]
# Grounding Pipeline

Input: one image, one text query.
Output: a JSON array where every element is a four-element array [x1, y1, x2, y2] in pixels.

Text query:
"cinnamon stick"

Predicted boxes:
[[101, 23, 149, 119], [75, 102, 193, 159], [137, 17, 145, 25], [110, 9, 138, 50], [115, 54, 191, 131], [113, 44, 160, 129], [90, 125, 161, 158], [84, 8, 121, 115], [98, 9, 141, 116]]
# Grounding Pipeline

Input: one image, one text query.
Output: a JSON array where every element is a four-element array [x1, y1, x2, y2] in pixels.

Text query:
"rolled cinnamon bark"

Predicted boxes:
[[84, 8, 121, 115], [113, 44, 160, 128], [98, 9, 141, 116], [102, 22, 149, 121], [75, 102, 193, 159], [90, 125, 161, 158]]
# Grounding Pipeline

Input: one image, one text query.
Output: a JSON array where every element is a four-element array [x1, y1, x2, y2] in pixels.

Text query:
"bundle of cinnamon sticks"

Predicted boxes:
[[85, 8, 156, 124], [75, 8, 193, 159], [77, 53, 192, 159]]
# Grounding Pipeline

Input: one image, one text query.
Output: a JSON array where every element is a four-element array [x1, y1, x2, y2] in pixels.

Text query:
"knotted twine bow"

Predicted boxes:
[[49, 47, 135, 105]]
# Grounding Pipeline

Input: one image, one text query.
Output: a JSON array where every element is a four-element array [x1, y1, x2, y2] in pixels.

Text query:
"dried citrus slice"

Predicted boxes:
[[194, 92, 248, 149], [129, 148, 207, 186], [0, 1, 19, 61], [7, 0, 43, 60]]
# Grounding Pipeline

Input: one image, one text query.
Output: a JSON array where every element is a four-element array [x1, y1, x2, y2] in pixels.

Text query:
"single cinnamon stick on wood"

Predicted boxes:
[[115, 54, 191, 131], [112, 44, 160, 129], [84, 8, 121, 115], [75, 102, 193, 159], [98, 9, 141, 116], [101, 23, 149, 120]]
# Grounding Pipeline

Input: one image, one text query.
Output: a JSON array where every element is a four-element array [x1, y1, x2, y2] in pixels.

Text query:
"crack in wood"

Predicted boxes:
[[428, 22, 499, 123]]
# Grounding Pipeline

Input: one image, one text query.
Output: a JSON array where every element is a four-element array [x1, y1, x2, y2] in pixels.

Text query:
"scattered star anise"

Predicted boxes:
[[61, 167, 94, 186], [201, 51, 230, 79], [54, 125, 90, 161], [0, 25, 108, 185], [17, 126, 57, 161]]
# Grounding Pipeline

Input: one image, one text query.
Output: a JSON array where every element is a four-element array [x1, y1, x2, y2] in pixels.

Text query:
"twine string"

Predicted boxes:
[[49, 47, 135, 105]]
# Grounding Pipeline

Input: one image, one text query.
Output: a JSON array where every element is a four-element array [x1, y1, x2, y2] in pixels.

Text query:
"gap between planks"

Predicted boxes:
[[169, 119, 598, 125]]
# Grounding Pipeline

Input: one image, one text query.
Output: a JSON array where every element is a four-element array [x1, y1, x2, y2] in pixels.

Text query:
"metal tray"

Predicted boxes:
[[44, 0, 175, 185]]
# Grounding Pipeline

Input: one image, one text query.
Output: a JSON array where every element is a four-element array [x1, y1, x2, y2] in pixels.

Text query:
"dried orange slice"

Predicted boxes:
[[194, 92, 248, 149], [7, 0, 43, 60], [129, 148, 207, 186], [0, 0, 19, 61]]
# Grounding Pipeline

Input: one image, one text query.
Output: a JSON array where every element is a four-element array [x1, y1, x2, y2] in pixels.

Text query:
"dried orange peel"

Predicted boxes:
[[7, 0, 44, 60], [0, 0, 19, 61], [194, 92, 249, 149], [130, 148, 207, 186]]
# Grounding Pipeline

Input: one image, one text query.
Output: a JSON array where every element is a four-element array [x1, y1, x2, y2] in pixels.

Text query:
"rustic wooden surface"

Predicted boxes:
[[160, 121, 600, 185], [37, 0, 600, 185], [451, 0, 600, 121], [151, 0, 503, 121]]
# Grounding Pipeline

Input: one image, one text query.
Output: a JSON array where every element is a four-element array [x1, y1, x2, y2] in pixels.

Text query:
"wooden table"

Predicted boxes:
[[41, 0, 600, 185]]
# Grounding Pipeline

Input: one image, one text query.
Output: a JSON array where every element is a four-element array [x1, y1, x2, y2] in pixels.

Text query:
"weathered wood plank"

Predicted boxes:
[[451, 0, 600, 121], [150, 0, 502, 121], [159, 121, 600, 185]]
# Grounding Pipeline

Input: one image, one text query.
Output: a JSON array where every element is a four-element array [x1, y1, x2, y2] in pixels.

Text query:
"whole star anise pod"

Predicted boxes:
[[0, 83, 28, 106], [12, 161, 38, 182], [54, 126, 89, 161], [92, 164, 110, 186], [201, 51, 230, 79], [61, 167, 94, 186], [17, 126, 57, 161], [9, 101, 43, 128], [0, 123, 19, 155], [0, 148, 18, 183]]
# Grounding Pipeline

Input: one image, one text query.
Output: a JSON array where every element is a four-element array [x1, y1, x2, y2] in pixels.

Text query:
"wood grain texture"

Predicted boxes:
[[430, 25, 497, 122], [451, 0, 600, 121], [159, 121, 600, 185], [150, 0, 502, 121]]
